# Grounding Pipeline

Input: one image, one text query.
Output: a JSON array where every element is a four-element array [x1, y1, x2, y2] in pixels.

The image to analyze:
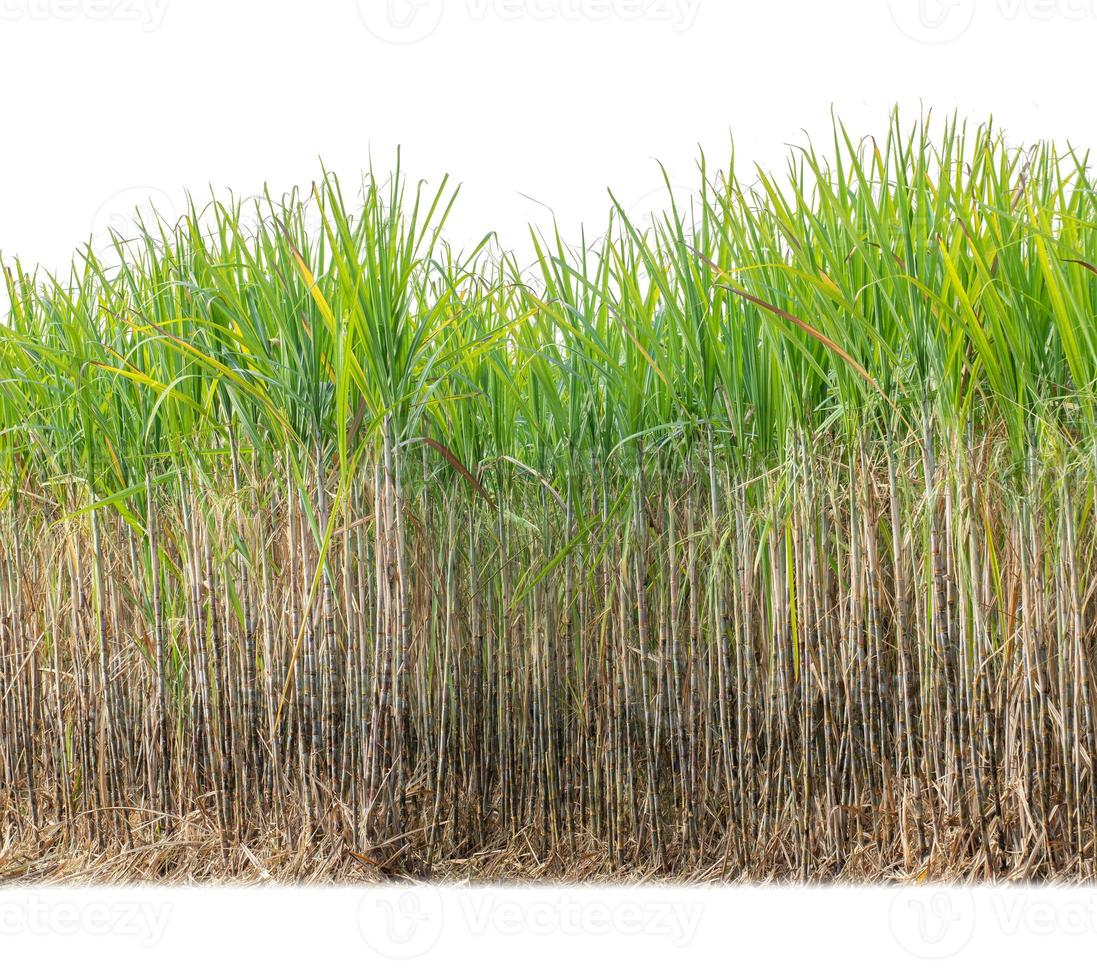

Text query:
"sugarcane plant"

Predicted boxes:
[[3, 113, 1097, 881]]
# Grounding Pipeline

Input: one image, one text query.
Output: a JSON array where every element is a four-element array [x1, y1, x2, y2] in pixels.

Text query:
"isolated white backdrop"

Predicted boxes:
[[5, 0, 1097, 975], [3, 0, 1097, 272]]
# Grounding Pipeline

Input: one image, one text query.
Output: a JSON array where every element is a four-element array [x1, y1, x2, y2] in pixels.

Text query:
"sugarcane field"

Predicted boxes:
[[5, 115, 1097, 884]]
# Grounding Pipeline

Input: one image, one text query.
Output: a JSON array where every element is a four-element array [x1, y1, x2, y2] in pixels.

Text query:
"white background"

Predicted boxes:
[[3, 0, 1097, 270], [3, 884, 1097, 976], [5, 0, 1097, 973]]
